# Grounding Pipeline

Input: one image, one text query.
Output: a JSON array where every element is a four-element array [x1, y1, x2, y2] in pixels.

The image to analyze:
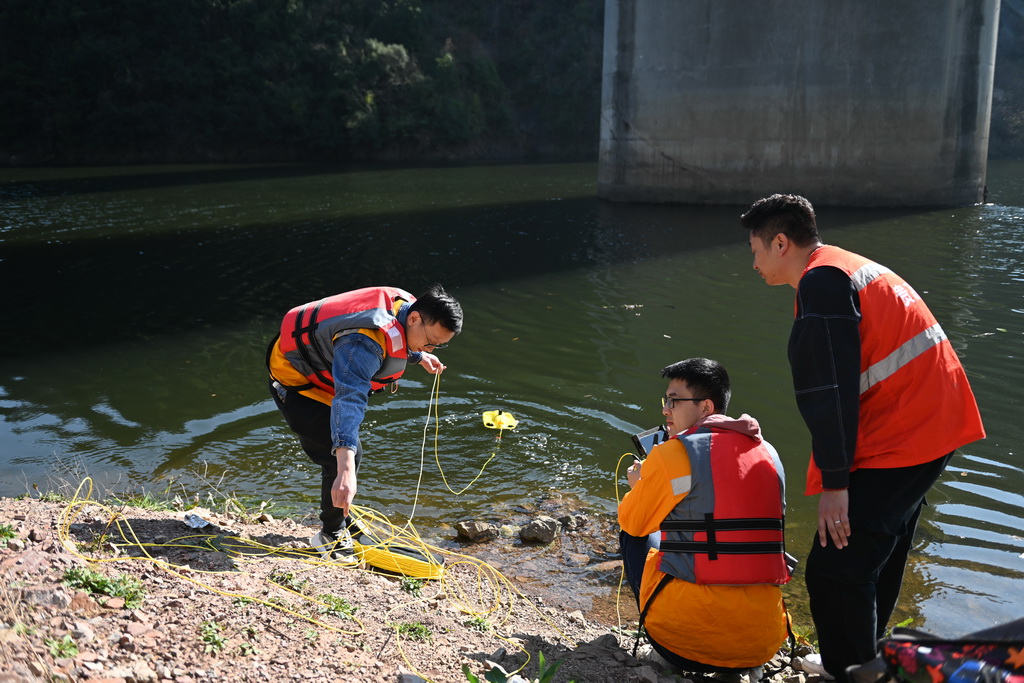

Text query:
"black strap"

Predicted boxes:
[[658, 540, 785, 555], [266, 334, 316, 392], [633, 573, 674, 658], [757, 598, 797, 682], [660, 514, 783, 560], [289, 300, 335, 390], [660, 517, 783, 532], [265, 333, 280, 372]]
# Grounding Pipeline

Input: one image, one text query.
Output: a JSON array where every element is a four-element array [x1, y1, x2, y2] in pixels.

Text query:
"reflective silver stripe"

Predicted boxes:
[[850, 262, 892, 291], [385, 324, 403, 354], [670, 474, 692, 497], [860, 323, 947, 394]]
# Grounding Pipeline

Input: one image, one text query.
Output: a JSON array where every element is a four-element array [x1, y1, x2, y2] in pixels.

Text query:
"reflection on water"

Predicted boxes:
[[1, 161, 1021, 635]]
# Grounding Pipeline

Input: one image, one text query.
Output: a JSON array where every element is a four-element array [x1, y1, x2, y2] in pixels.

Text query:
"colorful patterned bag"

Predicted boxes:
[[848, 618, 1024, 683]]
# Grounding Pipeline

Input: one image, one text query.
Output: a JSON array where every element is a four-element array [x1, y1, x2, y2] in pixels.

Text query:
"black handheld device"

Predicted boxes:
[[630, 425, 670, 458]]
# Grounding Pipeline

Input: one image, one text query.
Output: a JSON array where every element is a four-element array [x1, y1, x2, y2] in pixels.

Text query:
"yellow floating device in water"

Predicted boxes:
[[349, 520, 444, 580], [482, 410, 518, 430]]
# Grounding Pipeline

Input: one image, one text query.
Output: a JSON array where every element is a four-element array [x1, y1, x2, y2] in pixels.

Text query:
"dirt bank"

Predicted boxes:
[[0, 495, 819, 683]]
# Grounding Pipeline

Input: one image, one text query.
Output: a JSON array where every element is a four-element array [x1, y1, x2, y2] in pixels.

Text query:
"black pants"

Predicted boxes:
[[805, 452, 953, 683], [269, 380, 361, 534]]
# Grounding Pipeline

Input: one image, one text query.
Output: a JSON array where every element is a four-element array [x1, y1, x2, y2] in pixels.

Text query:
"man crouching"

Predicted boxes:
[[619, 358, 792, 678]]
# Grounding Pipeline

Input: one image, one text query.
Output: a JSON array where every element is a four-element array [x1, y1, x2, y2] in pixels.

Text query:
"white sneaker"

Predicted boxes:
[[636, 643, 673, 670], [309, 528, 356, 563], [793, 654, 835, 680]]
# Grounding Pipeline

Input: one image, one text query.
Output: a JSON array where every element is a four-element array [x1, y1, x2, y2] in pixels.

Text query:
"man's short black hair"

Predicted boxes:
[[661, 357, 731, 414], [740, 193, 820, 248], [409, 283, 463, 335]]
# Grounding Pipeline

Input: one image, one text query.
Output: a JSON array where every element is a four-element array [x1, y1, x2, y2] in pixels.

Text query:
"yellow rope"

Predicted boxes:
[[612, 451, 641, 641], [426, 371, 499, 496], [49, 379, 583, 682], [57, 478, 366, 635]]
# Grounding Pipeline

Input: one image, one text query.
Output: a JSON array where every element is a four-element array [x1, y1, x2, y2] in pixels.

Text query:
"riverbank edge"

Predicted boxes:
[[0, 494, 825, 683]]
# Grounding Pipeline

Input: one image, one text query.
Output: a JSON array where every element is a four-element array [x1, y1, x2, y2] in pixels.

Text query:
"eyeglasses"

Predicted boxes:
[[423, 329, 449, 350], [662, 395, 708, 409]]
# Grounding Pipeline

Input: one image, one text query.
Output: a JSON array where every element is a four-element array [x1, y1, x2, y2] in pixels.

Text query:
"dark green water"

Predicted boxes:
[[1, 161, 1021, 635]]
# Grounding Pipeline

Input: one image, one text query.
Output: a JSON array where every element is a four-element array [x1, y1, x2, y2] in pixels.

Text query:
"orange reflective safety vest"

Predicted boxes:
[[800, 246, 985, 494], [658, 422, 791, 586], [270, 286, 414, 401]]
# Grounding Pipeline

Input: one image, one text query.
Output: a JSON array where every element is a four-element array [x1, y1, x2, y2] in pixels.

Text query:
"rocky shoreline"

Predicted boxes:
[[0, 494, 828, 683]]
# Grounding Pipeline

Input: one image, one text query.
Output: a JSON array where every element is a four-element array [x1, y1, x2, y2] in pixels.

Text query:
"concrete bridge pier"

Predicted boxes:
[[598, 1, 1001, 207]]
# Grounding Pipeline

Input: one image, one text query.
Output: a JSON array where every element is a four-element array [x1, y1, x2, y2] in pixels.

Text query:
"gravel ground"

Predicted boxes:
[[0, 494, 824, 683]]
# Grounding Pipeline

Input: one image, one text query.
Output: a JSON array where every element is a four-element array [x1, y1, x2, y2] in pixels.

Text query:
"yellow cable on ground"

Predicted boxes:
[[50, 377, 589, 683], [57, 478, 368, 635]]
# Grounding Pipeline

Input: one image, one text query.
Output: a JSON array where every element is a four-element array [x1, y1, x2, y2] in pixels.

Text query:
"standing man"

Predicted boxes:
[[619, 358, 791, 677], [741, 194, 985, 682], [267, 284, 463, 561]]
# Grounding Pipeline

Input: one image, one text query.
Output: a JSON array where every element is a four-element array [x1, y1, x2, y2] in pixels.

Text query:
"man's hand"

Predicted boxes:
[[418, 352, 446, 374], [817, 488, 850, 548], [331, 447, 358, 517], [626, 459, 643, 488]]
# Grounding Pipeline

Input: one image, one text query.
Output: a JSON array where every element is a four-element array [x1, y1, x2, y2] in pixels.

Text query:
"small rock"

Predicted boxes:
[[565, 552, 590, 566], [28, 528, 46, 543], [105, 597, 126, 609], [519, 516, 559, 544], [106, 664, 135, 679], [128, 609, 150, 622], [635, 664, 661, 683], [23, 587, 71, 609], [126, 622, 151, 637], [7, 538, 25, 551], [454, 520, 499, 543], [590, 560, 623, 572], [589, 633, 618, 649], [397, 666, 427, 683], [71, 621, 96, 641], [129, 660, 158, 682]]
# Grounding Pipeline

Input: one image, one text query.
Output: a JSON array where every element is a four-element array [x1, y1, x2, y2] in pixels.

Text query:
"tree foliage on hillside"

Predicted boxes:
[[0, 0, 603, 163], [991, 0, 1024, 158], [2, 0, 1019, 164]]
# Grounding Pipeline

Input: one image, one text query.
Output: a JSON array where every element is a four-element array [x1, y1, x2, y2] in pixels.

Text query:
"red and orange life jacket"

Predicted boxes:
[[658, 423, 791, 586], [273, 286, 414, 396]]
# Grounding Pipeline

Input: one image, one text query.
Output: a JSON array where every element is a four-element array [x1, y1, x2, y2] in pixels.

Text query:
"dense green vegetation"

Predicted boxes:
[[1, 0, 1021, 164], [991, 2, 1024, 159], [0, 0, 603, 163]]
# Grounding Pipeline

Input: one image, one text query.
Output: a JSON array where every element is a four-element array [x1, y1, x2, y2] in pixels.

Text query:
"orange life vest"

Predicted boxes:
[[658, 424, 791, 586], [800, 246, 985, 493], [274, 286, 414, 396]]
